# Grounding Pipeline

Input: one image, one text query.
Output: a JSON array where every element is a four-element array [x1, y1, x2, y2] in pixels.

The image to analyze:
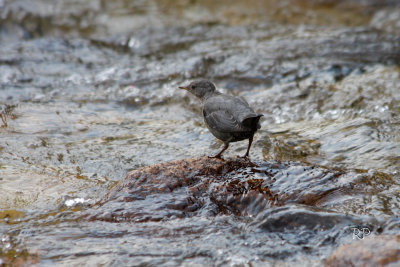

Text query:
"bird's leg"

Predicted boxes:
[[241, 135, 254, 158], [209, 142, 229, 159]]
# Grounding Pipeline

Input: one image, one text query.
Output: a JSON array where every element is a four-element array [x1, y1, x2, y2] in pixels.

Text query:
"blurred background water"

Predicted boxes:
[[1, 0, 400, 266]]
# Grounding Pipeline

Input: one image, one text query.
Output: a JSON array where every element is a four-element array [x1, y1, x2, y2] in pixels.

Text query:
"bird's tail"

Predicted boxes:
[[242, 114, 263, 131]]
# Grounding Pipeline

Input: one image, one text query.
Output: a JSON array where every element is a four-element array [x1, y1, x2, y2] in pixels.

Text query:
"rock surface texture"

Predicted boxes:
[[95, 156, 382, 224], [326, 235, 400, 267]]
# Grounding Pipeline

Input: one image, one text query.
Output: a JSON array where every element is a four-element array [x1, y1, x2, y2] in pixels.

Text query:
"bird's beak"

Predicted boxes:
[[179, 85, 189, 90]]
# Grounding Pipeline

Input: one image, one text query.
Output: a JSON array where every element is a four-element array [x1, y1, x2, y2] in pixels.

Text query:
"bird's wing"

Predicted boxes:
[[230, 96, 262, 123], [203, 109, 248, 133], [203, 94, 262, 132], [203, 95, 251, 132]]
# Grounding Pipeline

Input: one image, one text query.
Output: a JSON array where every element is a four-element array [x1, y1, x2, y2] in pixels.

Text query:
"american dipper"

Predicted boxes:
[[179, 80, 263, 158]]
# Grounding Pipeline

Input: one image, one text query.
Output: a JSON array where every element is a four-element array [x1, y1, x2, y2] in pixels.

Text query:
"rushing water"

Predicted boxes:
[[1, 0, 400, 266]]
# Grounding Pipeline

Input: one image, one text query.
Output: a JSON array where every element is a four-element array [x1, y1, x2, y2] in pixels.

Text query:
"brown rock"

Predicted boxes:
[[325, 235, 400, 267], [92, 156, 389, 223], [105, 156, 250, 200], [94, 157, 276, 222]]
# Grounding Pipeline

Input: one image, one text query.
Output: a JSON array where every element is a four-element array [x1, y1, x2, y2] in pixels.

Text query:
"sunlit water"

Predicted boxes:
[[1, 0, 400, 265]]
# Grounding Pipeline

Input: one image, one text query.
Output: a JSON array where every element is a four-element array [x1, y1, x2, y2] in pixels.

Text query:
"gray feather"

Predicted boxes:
[[203, 94, 262, 133]]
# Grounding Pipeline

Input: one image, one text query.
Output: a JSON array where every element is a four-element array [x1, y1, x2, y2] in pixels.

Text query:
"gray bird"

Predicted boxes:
[[179, 80, 263, 158]]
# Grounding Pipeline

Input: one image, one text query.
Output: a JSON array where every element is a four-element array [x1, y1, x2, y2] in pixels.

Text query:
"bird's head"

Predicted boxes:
[[179, 80, 216, 100]]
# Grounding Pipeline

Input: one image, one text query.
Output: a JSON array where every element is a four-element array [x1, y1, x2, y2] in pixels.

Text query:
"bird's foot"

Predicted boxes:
[[208, 155, 223, 159], [237, 155, 258, 166]]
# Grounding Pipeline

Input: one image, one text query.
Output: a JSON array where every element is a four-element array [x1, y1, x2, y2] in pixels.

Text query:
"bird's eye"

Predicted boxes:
[[191, 85, 195, 90]]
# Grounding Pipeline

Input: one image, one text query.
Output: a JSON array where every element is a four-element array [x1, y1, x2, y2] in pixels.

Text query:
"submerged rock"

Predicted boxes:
[[325, 235, 400, 267], [93, 156, 382, 224]]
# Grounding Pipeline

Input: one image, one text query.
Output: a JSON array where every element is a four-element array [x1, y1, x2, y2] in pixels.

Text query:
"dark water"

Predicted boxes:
[[1, 0, 400, 266]]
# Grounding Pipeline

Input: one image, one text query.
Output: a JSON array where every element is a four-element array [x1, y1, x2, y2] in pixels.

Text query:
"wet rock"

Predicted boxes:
[[250, 205, 372, 232], [93, 157, 381, 223], [325, 235, 400, 267], [105, 156, 247, 197], [0, 234, 39, 266]]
